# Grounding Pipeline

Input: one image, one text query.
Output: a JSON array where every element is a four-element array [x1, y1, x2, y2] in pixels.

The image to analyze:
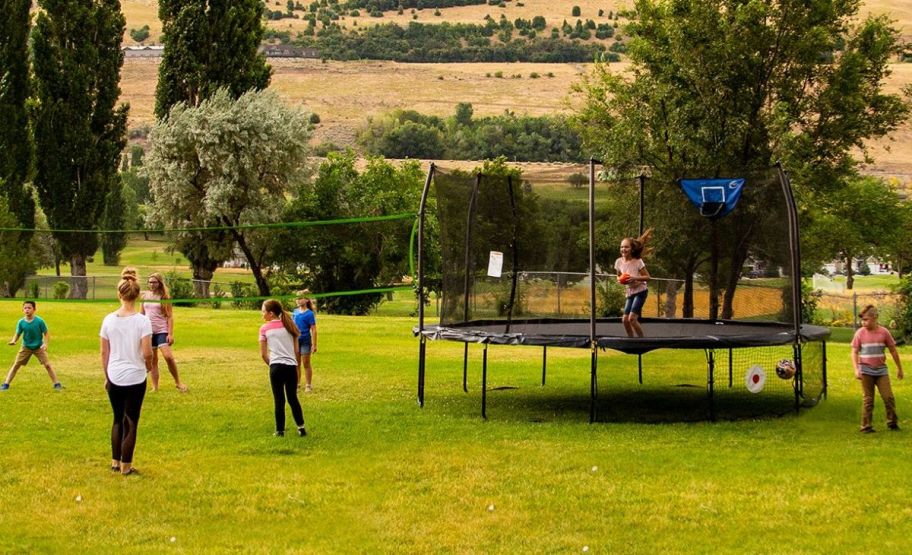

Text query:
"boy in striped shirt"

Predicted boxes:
[[851, 305, 904, 432]]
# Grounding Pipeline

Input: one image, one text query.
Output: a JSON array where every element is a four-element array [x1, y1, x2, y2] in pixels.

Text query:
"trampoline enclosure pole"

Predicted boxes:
[[482, 343, 488, 419], [589, 159, 597, 423], [417, 164, 434, 407]]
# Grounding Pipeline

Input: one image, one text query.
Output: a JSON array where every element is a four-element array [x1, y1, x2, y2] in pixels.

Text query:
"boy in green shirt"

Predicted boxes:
[[1, 300, 61, 390]]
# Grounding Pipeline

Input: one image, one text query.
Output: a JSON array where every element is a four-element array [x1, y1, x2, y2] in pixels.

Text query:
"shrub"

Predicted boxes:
[[893, 276, 912, 341], [595, 279, 625, 317], [209, 283, 226, 309], [53, 281, 70, 300], [231, 281, 260, 309], [571, 6, 581, 17], [28, 281, 40, 299], [529, 71, 540, 78], [165, 272, 195, 307]]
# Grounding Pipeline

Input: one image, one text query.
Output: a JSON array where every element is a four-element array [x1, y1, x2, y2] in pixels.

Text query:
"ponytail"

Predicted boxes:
[[263, 299, 300, 338]]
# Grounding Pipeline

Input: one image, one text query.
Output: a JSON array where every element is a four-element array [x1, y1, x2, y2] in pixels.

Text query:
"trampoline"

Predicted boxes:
[[413, 162, 829, 421]]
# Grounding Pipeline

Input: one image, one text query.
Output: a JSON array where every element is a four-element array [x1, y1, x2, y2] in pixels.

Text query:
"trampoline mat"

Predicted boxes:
[[416, 318, 829, 355]]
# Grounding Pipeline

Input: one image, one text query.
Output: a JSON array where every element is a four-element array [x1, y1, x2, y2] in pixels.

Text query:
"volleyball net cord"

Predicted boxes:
[[0, 213, 420, 305], [0, 213, 774, 305]]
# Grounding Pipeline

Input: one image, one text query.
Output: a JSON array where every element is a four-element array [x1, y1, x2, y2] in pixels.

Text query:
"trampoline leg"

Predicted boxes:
[[482, 343, 488, 420], [541, 346, 547, 386], [418, 336, 426, 407], [638, 354, 643, 385], [589, 344, 598, 423], [706, 349, 716, 422], [793, 343, 802, 413], [728, 348, 733, 388], [822, 340, 828, 400], [462, 343, 469, 393]]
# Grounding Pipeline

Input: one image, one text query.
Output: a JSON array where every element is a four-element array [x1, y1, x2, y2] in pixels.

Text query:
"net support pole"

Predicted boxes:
[[417, 164, 435, 407], [777, 164, 804, 348], [462, 174, 482, 323], [589, 159, 598, 423], [505, 175, 519, 334], [637, 173, 646, 236], [638, 354, 643, 385], [728, 348, 733, 388]]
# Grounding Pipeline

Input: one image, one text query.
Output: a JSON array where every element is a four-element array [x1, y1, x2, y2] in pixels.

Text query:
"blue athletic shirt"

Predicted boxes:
[[292, 308, 316, 341]]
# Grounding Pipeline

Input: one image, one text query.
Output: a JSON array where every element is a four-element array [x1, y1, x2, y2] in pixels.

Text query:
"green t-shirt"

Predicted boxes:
[[16, 316, 48, 350]]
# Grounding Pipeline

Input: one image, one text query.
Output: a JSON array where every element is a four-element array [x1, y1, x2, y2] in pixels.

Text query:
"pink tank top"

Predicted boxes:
[[142, 294, 169, 334]]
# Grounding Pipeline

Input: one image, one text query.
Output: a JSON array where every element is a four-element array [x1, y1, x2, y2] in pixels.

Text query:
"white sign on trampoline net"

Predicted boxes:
[[487, 251, 503, 278]]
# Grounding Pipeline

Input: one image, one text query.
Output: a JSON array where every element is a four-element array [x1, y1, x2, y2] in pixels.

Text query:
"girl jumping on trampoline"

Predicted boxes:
[[615, 229, 652, 337], [259, 299, 307, 437]]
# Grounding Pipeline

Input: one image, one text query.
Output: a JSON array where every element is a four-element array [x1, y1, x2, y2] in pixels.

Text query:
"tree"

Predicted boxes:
[[571, 6, 581, 17], [271, 152, 424, 315], [802, 176, 902, 289], [145, 88, 312, 297], [155, 0, 271, 119], [573, 0, 911, 317], [0, 0, 36, 296], [129, 25, 150, 43], [100, 181, 128, 265], [31, 0, 128, 298]]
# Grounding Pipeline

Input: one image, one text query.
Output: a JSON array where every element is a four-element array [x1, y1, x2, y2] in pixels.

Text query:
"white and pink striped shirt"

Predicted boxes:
[[259, 321, 298, 366]]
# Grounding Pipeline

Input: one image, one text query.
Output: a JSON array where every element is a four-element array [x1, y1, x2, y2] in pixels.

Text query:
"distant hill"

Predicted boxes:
[[118, 0, 911, 47]]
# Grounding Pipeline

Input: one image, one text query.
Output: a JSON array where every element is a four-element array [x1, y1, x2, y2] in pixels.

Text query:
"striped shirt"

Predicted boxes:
[[851, 325, 895, 376], [259, 320, 298, 366]]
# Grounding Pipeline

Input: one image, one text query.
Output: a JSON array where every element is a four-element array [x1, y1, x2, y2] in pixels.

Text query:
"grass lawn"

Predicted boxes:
[[0, 300, 909, 552]]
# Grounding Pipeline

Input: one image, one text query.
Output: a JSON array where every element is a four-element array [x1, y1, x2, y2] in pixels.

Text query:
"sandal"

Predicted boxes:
[[176, 384, 189, 393], [111, 465, 120, 472], [121, 467, 139, 476]]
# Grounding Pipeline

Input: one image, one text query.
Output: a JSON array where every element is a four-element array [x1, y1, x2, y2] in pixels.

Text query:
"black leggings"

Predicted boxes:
[[107, 380, 147, 464], [269, 363, 304, 432]]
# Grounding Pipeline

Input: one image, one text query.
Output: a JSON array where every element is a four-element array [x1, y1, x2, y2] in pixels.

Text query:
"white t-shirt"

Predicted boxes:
[[100, 312, 153, 386], [259, 320, 298, 366]]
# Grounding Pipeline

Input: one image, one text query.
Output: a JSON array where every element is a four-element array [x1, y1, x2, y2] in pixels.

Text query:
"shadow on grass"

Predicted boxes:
[[442, 384, 814, 424]]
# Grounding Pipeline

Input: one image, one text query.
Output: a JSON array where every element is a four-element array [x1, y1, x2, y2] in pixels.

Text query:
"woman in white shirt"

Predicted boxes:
[[100, 268, 153, 475]]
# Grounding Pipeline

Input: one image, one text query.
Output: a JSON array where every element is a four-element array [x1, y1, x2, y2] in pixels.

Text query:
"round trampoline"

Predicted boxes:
[[419, 318, 829, 354], [413, 162, 829, 421]]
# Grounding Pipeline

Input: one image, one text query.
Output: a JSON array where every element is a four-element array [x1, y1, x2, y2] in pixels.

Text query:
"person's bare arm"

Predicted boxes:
[[888, 344, 904, 380]]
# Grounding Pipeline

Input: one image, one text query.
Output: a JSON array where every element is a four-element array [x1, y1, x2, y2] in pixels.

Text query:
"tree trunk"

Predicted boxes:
[[228, 227, 270, 297], [845, 254, 855, 290], [69, 253, 88, 299], [664, 279, 679, 318], [191, 262, 214, 298], [721, 246, 750, 320]]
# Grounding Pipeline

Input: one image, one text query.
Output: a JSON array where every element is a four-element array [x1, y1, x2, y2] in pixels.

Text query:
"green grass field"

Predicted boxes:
[[0, 300, 908, 552]]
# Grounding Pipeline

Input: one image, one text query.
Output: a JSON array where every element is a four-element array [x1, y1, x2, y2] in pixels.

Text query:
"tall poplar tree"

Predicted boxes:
[[0, 0, 37, 296], [155, 0, 271, 117], [31, 0, 128, 298], [154, 0, 272, 292]]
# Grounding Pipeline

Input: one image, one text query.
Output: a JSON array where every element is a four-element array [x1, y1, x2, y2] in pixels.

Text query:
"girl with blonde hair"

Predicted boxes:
[[141, 272, 187, 392], [100, 267, 153, 475]]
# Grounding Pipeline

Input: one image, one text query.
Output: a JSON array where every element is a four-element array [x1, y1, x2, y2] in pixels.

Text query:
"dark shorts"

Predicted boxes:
[[298, 336, 312, 354], [151, 333, 169, 349], [624, 289, 648, 316]]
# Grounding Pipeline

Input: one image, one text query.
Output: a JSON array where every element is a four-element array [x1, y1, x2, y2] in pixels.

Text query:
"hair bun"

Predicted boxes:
[[121, 267, 138, 280]]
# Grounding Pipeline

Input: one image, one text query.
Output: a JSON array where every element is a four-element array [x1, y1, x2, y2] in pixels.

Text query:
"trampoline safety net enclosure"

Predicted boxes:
[[414, 162, 828, 421]]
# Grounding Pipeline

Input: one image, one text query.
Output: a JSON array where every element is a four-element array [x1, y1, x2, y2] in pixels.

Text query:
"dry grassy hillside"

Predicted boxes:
[[120, 0, 911, 45]]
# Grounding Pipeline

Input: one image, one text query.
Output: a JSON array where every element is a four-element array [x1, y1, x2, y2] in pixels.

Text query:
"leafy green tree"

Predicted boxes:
[[145, 89, 312, 297], [155, 0, 271, 119], [31, 0, 128, 298], [129, 25, 150, 43], [802, 176, 902, 289], [271, 152, 424, 315], [0, 0, 36, 296], [573, 0, 911, 317], [100, 181, 128, 266]]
